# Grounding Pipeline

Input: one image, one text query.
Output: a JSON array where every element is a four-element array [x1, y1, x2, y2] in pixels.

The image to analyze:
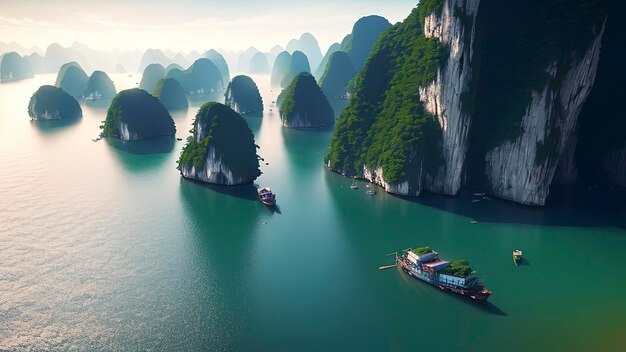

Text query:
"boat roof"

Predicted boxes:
[[423, 259, 449, 270]]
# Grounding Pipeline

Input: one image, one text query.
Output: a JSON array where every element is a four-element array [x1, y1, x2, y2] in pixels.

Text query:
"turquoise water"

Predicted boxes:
[[0, 74, 625, 351]]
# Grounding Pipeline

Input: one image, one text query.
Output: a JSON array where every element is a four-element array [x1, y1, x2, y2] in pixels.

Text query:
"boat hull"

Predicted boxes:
[[397, 257, 491, 302]]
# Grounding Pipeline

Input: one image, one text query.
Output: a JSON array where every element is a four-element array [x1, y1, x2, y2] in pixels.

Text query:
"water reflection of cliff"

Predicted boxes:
[[178, 178, 262, 350]]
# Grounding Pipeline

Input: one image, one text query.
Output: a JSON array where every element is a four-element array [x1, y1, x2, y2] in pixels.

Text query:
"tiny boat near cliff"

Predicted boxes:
[[395, 247, 492, 301], [258, 187, 276, 206]]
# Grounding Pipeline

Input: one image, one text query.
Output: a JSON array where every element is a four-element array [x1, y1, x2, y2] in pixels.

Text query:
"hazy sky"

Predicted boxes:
[[1, 0, 417, 53]]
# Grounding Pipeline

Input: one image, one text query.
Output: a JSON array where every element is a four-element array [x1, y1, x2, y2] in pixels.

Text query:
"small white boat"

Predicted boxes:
[[350, 179, 358, 190]]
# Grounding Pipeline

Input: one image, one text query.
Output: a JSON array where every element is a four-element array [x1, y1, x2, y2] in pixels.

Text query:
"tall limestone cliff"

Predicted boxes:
[[471, 0, 608, 205], [326, 0, 615, 205], [419, 0, 480, 195], [326, 0, 476, 197]]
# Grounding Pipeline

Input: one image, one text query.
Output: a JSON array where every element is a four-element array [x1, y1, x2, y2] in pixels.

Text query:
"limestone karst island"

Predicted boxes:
[[1, 0, 624, 351]]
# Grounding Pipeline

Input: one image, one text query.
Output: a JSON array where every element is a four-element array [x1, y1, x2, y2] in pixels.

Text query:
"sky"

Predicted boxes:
[[0, 0, 418, 53]]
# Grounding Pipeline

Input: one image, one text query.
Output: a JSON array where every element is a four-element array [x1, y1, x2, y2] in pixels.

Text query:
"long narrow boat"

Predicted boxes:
[[396, 247, 492, 301]]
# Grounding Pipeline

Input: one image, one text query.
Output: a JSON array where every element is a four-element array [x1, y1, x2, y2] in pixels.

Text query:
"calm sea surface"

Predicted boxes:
[[0, 74, 625, 351]]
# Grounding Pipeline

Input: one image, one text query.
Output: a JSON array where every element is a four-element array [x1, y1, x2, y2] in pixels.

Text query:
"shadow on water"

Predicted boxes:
[[396, 267, 507, 316], [281, 127, 334, 170], [516, 257, 531, 266], [390, 185, 626, 228], [178, 178, 260, 350], [180, 177, 259, 201], [105, 136, 175, 172], [30, 116, 81, 134], [107, 136, 175, 154]]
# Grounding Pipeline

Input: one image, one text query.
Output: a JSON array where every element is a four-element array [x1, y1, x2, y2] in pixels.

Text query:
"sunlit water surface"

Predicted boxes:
[[0, 74, 625, 351]]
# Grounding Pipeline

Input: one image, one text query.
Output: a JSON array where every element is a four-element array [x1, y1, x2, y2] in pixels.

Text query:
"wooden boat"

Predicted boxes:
[[258, 187, 276, 206], [513, 250, 523, 265]]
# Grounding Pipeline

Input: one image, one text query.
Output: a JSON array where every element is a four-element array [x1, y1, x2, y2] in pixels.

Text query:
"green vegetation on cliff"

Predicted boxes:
[[225, 75, 263, 115], [280, 51, 311, 88], [153, 78, 188, 111], [166, 58, 223, 94], [280, 73, 333, 128], [100, 88, 175, 141], [177, 102, 260, 181], [28, 85, 82, 119], [325, 3, 445, 184], [139, 63, 166, 93], [319, 51, 356, 106]]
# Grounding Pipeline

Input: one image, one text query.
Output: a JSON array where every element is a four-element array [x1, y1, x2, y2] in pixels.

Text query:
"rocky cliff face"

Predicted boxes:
[[180, 146, 245, 185], [484, 26, 605, 205], [420, 0, 480, 195]]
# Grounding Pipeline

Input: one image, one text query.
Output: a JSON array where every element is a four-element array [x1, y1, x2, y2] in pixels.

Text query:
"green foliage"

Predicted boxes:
[[28, 85, 82, 119], [165, 58, 223, 94], [416, 0, 445, 25], [153, 78, 188, 111], [325, 3, 445, 184], [139, 63, 166, 93], [100, 88, 175, 140], [177, 102, 260, 182], [280, 72, 334, 128], [280, 51, 311, 88], [440, 259, 473, 278], [343, 15, 391, 71], [224, 75, 263, 114], [411, 246, 432, 255]]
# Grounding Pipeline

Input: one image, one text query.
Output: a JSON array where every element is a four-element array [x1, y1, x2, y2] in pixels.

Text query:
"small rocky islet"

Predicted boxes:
[[100, 88, 175, 141], [177, 102, 260, 185], [279, 72, 333, 129], [224, 75, 263, 115], [28, 85, 82, 120]]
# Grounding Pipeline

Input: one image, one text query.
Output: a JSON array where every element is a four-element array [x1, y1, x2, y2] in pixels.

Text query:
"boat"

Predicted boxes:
[[258, 187, 276, 206], [366, 189, 376, 195], [513, 250, 523, 265], [350, 179, 358, 190], [395, 247, 492, 301]]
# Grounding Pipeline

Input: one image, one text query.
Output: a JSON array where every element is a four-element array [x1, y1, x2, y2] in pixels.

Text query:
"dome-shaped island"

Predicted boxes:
[[279, 72, 333, 128], [153, 78, 188, 111], [54, 62, 88, 99], [1, 52, 34, 82], [139, 63, 166, 93], [319, 51, 356, 115], [271, 51, 291, 88], [28, 85, 82, 120], [224, 75, 263, 115], [84, 71, 116, 100], [177, 102, 260, 185], [280, 51, 311, 88], [100, 88, 176, 141]]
